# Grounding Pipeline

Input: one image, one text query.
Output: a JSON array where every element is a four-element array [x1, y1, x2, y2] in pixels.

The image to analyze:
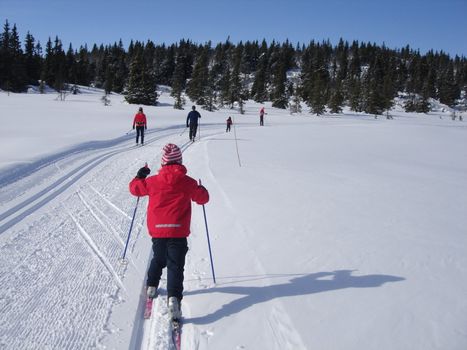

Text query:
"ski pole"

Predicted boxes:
[[232, 117, 242, 167], [125, 128, 134, 135], [120, 196, 140, 263], [199, 179, 216, 284], [179, 126, 188, 136]]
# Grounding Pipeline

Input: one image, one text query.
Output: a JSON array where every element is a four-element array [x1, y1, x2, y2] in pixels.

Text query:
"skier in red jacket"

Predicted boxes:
[[129, 143, 209, 320], [259, 107, 266, 126], [132, 107, 147, 145]]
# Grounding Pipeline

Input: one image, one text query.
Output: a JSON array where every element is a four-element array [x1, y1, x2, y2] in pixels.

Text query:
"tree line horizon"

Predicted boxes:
[[1, 19, 466, 115]]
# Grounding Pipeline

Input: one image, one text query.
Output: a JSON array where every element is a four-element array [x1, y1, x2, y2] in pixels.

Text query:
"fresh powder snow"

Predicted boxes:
[[0, 88, 466, 350]]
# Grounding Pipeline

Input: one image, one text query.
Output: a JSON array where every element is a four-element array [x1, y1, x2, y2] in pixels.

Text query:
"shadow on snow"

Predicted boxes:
[[184, 270, 405, 325]]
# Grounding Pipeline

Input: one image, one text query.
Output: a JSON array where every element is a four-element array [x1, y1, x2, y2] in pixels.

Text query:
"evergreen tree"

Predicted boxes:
[[108, 40, 127, 93], [381, 73, 395, 112], [327, 54, 344, 113], [304, 45, 329, 115], [362, 54, 386, 115], [218, 66, 231, 106], [271, 63, 288, 109], [336, 38, 349, 82], [186, 44, 209, 105], [75, 45, 91, 86], [328, 79, 344, 113], [66, 44, 78, 85], [125, 49, 157, 105], [251, 40, 269, 102], [24, 32, 41, 85], [229, 44, 246, 109], [160, 45, 176, 86], [309, 76, 327, 115], [104, 65, 113, 94], [0, 21, 12, 91], [170, 51, 188, 109], [52, 36, 67, 93], [201, 68, 217, 112], [438, 61, 460, 107], [406, 52, 422, 94], [270, 44, 291, 109], [347, 76, 363, 112], [417, 81, 431, 113], [0, 21, 28, 91], [92, 43, 107, 88], [289, 82, 302, 114]]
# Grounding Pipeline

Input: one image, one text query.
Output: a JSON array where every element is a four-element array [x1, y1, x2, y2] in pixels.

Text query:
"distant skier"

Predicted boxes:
[[259, 107, 266, 126], [129, 143, 209, 321], [132, 107, 147, 145], [226, 116, 232, 132], [186, 105, 201, 141]]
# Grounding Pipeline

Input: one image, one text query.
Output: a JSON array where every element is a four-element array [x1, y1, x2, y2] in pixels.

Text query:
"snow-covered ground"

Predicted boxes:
[[0, 88, 466, 350]]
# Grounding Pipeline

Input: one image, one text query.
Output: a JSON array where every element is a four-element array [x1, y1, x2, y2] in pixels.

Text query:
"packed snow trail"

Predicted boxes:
[[0, 122, 224, 350]]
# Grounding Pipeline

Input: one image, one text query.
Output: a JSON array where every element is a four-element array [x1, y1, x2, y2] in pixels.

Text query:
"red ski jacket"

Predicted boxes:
[[133, 112, 147, 128], [129, 164, 209, 238]]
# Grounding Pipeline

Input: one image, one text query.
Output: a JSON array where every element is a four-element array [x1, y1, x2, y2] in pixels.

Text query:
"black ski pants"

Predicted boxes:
[[147, 237, 188, 300], [189, 123, 198, 140], [136, 126, 145, 144]]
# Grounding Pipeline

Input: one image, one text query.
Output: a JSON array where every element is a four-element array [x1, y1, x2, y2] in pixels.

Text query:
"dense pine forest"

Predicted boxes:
[[1, 20, 466, 114]]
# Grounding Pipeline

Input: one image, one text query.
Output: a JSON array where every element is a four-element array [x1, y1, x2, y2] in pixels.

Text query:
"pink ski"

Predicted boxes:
[[171, 321, 181, 350], [143, 297, 153, 319]]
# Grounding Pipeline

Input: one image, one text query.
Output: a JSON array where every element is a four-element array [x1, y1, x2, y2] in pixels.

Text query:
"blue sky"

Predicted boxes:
[[1, 0, 466, 56]]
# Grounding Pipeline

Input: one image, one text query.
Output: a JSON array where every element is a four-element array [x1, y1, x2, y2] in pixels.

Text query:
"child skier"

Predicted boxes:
[[226, 116, 232, 132], [129, 143, 209, 321]]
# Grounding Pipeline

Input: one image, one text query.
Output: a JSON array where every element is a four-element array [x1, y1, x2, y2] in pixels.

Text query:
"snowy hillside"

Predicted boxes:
[[0, 88, 466, 350]]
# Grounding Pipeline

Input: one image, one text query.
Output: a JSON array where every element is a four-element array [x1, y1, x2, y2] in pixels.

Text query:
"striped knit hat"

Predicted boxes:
[[161, 143, 182, 165]]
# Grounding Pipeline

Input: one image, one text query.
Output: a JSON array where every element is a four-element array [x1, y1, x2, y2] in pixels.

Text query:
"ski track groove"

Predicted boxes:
[[89, 184, 137, 221], [76, 188, 143, 273], [65, 206, 126, 292], [77, 189, 125, 247]]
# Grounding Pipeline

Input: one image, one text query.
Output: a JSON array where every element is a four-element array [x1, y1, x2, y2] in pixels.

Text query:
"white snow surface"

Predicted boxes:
[[0, 88, 466, 350]]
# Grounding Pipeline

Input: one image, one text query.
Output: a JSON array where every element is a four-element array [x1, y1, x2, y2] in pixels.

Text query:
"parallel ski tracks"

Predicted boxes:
[[0, 122, 224, 349], [0, 125, 213, 236]]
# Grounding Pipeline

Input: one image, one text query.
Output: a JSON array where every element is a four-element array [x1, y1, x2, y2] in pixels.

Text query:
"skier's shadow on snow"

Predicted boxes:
[[184, 270, 404, 325]]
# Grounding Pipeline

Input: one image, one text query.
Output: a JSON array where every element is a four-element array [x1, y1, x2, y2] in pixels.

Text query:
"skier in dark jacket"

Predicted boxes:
[[186, 106, 201, 141], [129, 143, 209, 321]]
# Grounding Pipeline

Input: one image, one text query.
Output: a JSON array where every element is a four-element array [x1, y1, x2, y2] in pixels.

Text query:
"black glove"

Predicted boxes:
[[132, 126, 135, 130], [145, 126, 147, 130], [136, 166, 151, 179]]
